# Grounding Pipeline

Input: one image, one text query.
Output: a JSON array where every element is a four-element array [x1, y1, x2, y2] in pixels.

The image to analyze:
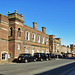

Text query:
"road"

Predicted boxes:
[[0, 58, 75, 75]]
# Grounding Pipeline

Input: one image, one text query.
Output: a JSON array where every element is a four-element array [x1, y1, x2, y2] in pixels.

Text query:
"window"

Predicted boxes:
[[42, 37, 44, 44], [26, 32, 30, 40], [10, 27, 13, 36], [8, 53, 11, 58], [32, 34, 35, 42], [46, 38, 48, 45], [17, 43, 20, 50], [57, 44, 59, 46], [42, 50, 44, 53], [51, 38, 52, 40], [25, 49, 29, 53], [46, 50, 48, 53], [2, 53, 7, 60], [37, 36, 40, 43], [37, 49, 39, 53], [18, 28, 21, 37], [32, 49, 34, 56]]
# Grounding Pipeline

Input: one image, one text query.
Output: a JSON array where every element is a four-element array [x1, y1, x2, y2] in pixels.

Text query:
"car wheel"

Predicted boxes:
[[46, 58, 49, 61], [49, 58, 51, 60], [25, 59, 28, 63], [41, 59, 43, 61], [34, 59, 36, 62]]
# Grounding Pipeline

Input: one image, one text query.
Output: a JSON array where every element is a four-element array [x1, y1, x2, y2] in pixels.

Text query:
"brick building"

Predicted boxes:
[[49, 35, 71, 56], [0, 10, 74, 63], [0, 10, 49, 63], [49, 35, 61, 54], [70, 44, 75, 53]]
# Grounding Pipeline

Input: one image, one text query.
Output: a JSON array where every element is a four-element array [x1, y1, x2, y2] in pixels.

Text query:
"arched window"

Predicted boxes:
[[32, 49, 34, 56], [17, 43, 20, 50], [8, 53, 11, 58], [25, 48, 29, 53], [18, 28, 21, 37], [10, 27, 13, 36]]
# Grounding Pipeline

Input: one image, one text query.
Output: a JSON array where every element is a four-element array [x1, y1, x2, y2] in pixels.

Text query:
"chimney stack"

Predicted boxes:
[[42, 27, 46, 33], [33, 22, 37, 30]]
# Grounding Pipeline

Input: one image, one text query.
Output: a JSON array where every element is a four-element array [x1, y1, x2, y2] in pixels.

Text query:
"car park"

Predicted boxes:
[[34, 53, 51, 61], [17, 53, 36, 63]]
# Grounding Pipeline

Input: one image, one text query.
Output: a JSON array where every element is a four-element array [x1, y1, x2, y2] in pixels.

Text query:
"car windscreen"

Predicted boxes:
[[34, 53, 39, 56], [19, 54, 25, 57], [19, 54, 32, 56]]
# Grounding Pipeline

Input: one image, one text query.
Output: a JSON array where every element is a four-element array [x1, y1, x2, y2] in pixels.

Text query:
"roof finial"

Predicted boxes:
[[8, 11, 10, 14], [21, 13, 23, 17], [15, 10, 17, 13]]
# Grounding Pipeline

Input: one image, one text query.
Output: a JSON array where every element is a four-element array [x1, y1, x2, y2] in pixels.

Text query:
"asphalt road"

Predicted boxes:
[[0, 58, 75, 75]]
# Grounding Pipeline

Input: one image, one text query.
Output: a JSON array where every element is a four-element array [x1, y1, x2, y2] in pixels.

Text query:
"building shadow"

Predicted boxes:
[[61, 57, 75, 60], [0, 74, 4, 75], [35, 62, 75, 75], [12, 58, 18, 63]]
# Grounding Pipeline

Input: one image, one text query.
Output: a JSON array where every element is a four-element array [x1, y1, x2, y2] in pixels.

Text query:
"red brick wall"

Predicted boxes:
[[0, 14, 9, 62]]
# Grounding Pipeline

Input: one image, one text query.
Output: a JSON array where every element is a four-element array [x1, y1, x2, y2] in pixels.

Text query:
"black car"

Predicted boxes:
[[50, 53, 55, 58], [34, 53, 51, 61], [17, 53, 36, 63], [55, 55, 62, 58]]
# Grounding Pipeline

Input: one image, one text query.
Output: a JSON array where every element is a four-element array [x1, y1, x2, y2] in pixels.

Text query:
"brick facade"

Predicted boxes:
[[0, 10, 49, 63], [70, 44, 75, 53], [49, 35, 71, 55], [0, 14, 9, 63], [0, 10, 74, 63]]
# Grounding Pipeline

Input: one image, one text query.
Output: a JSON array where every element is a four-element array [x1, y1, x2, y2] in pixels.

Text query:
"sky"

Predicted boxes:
[[0, 0, 75, 46]]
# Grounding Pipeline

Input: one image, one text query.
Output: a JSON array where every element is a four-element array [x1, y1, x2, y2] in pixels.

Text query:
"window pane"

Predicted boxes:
[[32, 34, 35, 42], [8, 53, 11, 58], [42, 37, 44, 44], [17, 43, 20, 50], [18, 28, 21, 37], [2, 53, 7, 60], [10, 27, 13, 36], [26, 32, 29, 40], [38, 36, 40, 43]]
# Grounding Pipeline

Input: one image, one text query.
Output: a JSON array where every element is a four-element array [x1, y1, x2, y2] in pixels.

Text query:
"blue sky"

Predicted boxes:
[[0, 0, 75, 46]]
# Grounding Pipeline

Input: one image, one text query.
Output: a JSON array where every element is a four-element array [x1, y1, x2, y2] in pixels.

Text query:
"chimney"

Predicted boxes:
[[33, 22, 37, 30], [42, 27, 46, 33]]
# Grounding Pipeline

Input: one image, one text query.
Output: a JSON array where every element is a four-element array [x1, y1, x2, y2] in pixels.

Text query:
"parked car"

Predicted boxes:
[[34, 53, 51, 61], [17, 53, 36, 63], [55, 55, 62, 58], [50, 53, 55, 58]]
